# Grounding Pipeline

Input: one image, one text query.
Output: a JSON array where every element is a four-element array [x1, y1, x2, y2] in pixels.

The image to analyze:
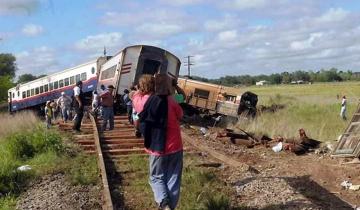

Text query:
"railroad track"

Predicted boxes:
[[58, 113, 251, 210], [59, 113, 146, 210]]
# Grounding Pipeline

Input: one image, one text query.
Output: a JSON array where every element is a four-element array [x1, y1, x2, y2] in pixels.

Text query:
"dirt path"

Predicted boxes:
[[183, 128, 360, 210]]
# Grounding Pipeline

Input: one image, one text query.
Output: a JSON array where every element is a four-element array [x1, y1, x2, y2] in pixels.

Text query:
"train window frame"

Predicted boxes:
[[81, 72, 87, 81], [75, 74, 81, 82], [194, 88, 210, 99], [59, 79, 64, 88], [40, 86, 44, 94], [35, 87, 39, 95], [100, 65, 117, 80], [26, 90, 30, 97], [44, 84, 49, 92], [54, 81, 59, 89], [64, 78, 70, 86], [31, 89, 34, 96], [49, 83, 53, 91], [22, 91, 26, 99], [70, 76, 75, 85]]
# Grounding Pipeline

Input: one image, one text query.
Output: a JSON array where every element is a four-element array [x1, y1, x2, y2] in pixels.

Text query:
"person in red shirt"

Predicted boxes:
[[138, 74, 183, 210]]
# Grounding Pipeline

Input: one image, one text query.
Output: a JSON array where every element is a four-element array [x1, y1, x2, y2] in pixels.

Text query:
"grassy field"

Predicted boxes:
[[0, 112, 99, 210], [235, 81, 360, 142]]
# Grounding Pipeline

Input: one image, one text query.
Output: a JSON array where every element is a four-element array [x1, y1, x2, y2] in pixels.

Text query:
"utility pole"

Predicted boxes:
[[184, 55, 194, 77]]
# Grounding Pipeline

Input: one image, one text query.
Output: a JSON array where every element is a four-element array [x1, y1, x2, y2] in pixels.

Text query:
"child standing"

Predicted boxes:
[[45, 101, 53, 129]]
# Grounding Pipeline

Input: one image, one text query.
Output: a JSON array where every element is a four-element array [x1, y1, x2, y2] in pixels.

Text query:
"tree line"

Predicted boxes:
[[0, 53, 46, 103], [189, 68, 360, 86]]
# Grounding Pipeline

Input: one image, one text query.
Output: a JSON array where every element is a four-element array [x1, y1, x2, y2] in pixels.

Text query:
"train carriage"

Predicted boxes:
[[8, 57, 107, 112], [97, 45, 181, 96]]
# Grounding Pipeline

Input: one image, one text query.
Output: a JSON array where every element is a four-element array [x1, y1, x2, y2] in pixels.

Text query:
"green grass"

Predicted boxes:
[[0, 121, 99, 209], [119, 154, 233, 210], [236, 82, 359, 141]]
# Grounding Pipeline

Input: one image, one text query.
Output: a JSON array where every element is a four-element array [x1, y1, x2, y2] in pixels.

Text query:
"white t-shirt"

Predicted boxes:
[[73, 86, 80, 96]]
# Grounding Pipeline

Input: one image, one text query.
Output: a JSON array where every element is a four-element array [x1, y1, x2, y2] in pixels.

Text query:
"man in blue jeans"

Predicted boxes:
[[100, 85, 115, 131]]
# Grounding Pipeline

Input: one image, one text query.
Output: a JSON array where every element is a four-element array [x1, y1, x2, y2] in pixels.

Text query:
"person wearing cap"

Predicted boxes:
[[45, 101, 53, 129], [57, 92, 72, 123], [73, 81, 84, 132], [100, 85, 115, 131]]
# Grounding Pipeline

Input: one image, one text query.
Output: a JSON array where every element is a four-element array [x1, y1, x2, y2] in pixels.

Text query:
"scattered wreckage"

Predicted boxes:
[[215, 128, 322, 156]]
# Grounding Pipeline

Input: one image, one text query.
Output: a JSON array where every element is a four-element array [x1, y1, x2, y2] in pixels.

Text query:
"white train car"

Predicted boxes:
[[7, 45, 181, 112], [8, 57, 107, 112], [97, 45, 181, 96]]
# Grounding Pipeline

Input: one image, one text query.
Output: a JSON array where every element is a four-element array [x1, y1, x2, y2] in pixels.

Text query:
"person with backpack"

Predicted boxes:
[[138, 74, 183, 210]]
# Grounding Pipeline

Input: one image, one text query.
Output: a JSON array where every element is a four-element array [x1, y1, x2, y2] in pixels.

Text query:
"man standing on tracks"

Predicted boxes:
[[57, 92, 72, 123], [73, 81, 85, 132], [100, 85, 115, 131]]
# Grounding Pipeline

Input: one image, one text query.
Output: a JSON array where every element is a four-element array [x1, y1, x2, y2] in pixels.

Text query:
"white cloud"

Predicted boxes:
[[157, 0, 204, 6], [75, 32, 123, 52], [317, 8, 349, 22], [218, 30, 237, 42], [135, 23, 184, 39], [0, 0, 39, 15], [22, 24, 43, 36], [225, 0, 267, 10], [290, 33, 323, 51], [16, 46, 58, 75]]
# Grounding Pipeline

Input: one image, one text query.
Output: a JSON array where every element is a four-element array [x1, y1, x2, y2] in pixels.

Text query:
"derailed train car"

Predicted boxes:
[[177, 78, 258, 117], [7, 45, 181, 112]]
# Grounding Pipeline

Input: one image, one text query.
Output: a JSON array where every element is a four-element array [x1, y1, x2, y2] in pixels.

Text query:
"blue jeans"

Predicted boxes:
[[102, 107, 114, 130], [149, 151, 183, 209], [61, 107, 70, 122]]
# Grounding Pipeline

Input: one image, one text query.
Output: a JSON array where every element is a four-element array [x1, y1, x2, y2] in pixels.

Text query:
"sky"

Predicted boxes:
[[1, 0, 360, 78]]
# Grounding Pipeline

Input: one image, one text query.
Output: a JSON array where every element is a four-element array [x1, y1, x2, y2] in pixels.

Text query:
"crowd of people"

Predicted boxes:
[[43, 74, 186, 210]]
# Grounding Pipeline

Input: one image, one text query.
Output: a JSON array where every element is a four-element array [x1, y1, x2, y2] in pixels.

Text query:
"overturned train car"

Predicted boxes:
[[177, 78, 258, 117]]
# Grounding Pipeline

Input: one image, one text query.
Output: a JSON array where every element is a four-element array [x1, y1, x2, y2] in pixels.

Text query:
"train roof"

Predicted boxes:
[[110, 45, 181, 63], [8, 58, 99, 92]]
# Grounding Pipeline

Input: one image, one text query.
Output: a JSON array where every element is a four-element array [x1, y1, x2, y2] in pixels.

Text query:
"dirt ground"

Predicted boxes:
[[16, 173, 102, 210], [183, 127, 360, 210]]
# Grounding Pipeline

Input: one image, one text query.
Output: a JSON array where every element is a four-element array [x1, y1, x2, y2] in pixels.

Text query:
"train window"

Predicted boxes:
[[31, 89, 34, 96], [17, 91, 20, 97], [40, 86, 44, 93], [143, 60, 161, 75], [12, 93, 15, 98], [22, 91, 26, 98], [194, 88, 210, 99], [100, 65, 116, 80], [26, 90, 30, 97], [70, 76, 75, 85], [59, 79, 64, 88], [35, 87, 39, 94], [64, 78, 70, 86], [81, 72, 87, 81], [91, 67, 95, 74], [44, 84, 49, 92], [49, 83, 53, 91], [54, 81, 59, 89], [75, 74, 81, 82]]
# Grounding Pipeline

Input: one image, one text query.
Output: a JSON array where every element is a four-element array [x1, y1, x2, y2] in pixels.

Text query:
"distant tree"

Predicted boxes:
[[37, 74, 47, 79], [0, 54, 17, 79], [17, 74, 37, 84], [281, 72, 291, 84], [0, 76, 13, 102], [268, 73, 282, 84]]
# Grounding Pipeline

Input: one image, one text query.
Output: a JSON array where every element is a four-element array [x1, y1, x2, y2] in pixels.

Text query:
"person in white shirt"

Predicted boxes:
[[57, 92, 72, 123], [340, 95, 347, 120], [73, 81, 84, 132]]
